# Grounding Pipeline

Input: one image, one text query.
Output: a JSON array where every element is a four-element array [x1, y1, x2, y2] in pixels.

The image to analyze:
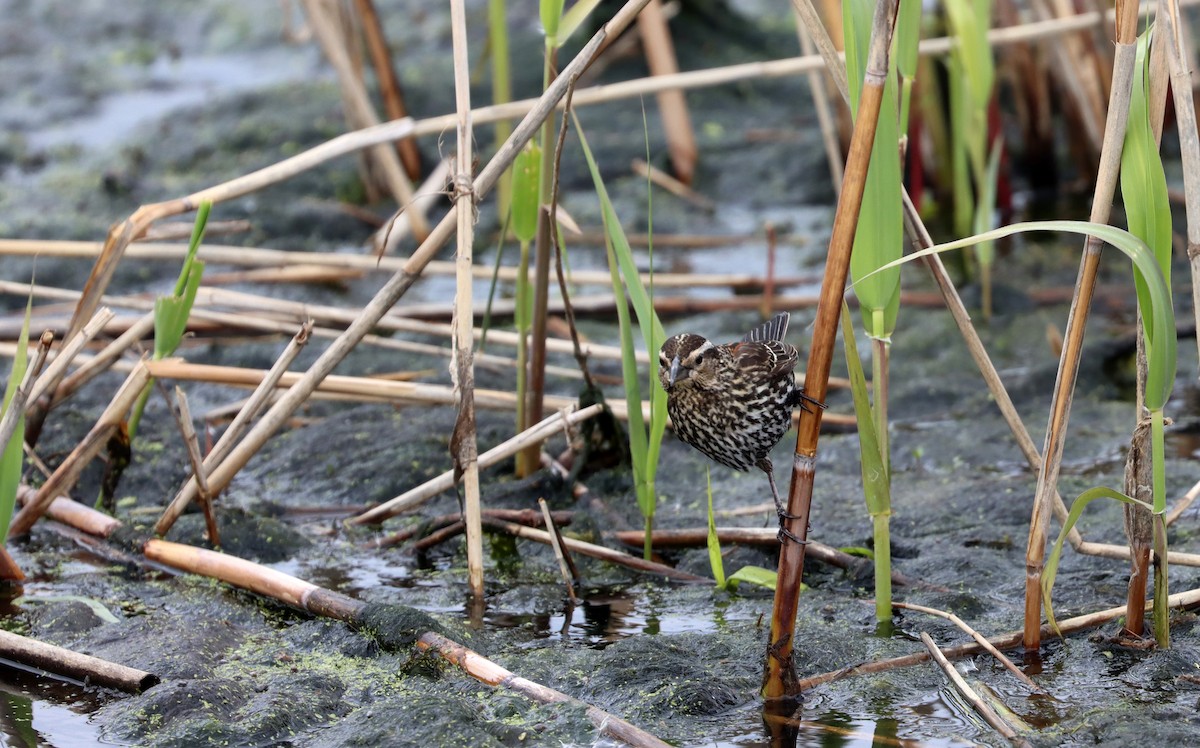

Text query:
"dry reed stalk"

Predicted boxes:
[[800, 586, 1200, 691], [15, 484, 121, 538], [892, 601, 1041, 692], [9, 360, 151, 538], [629, 159, 715, 211], [796, 22, 844, 190], [1029, 0, 1106, 153], [24, 308, 115, 407], [1166, 477, 1200, 525], [201, 265, 364, 286], [0, 547, 23, 583], [764, 0, 899, 701], [1162, 0, 1200, 374], [539, 497, 578, 602], [416, 631, 672, 748], [54, 312, 154, 406], [480, 517, 709, 583], [348, 403, 603, 525], [156, 324, 312, 536], [0, 628, 158, 693], [139, 219, 251, 242], [351, 0, 421, 179], [919, 632, 1026, 744], [0, 239, 825, 291], [301, 0, 427, 240], [636, 0, 697, 185], [166, 0, 652, 507], [447, 0, 484, 597], [363, 508, 571, 549], [409, 520, 465, 552], [167, 386, 220, 547], [1024, 0, 1139, 652]]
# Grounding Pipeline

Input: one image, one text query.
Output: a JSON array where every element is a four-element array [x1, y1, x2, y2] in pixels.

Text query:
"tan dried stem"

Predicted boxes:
[[0, 629, 157, 694], [447, 0, 484, 597], [166, 386, 219, 547], [636, 0, 697, 185], [1024, 0, 1139, 652], [765, 0, 899, 701], [538, 497, 577, 602], [351, 0, 421, 179]]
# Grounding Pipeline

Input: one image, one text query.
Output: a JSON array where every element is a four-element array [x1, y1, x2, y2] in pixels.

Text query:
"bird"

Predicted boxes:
[[658, 312, 823, 543]]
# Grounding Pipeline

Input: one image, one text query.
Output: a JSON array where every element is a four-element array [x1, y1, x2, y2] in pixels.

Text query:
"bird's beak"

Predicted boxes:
[[668, 356, 682, 388]]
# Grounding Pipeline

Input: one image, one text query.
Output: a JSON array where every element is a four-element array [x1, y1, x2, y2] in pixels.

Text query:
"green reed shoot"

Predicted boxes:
[[510, 141, 540, 472], [705, 467, 726, 589], [128, 201, 210, 439], [844, 0, 905, 619], [945, 0, 998, 318], [574, 114, 668, 560], [1119, 27, 1173, 646], [0, 295, 32, 543], [488, 0, 513, 219], [894, 0, 922, 135], [853, 219, 1175, 640], [840, 301, 893, 622]]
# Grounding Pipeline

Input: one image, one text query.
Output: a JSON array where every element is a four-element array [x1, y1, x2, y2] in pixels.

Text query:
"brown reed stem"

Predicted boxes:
[[1024, 0, 1138, 652], [764, 0, 899, 701], [0, 629, 157, 693], [351, 0, 421, 179]]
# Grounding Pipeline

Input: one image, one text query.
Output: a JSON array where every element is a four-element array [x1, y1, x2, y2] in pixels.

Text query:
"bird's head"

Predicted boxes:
[[659, 333, 720, 392]]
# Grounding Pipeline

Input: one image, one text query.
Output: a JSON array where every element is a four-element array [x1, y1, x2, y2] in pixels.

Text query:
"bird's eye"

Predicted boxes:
[[694, 353, 704, 365]]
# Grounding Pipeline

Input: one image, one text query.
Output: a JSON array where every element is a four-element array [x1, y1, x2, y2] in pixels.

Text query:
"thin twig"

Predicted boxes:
[[166, 386, 220, 547]]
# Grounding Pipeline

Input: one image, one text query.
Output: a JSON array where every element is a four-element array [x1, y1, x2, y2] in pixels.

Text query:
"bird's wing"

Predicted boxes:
[[733, 339, 798, 379], [741, 312, 790, 343]]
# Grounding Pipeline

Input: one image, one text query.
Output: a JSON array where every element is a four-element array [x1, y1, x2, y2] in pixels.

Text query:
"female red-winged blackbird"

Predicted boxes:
[[658, 312, 822, 542]]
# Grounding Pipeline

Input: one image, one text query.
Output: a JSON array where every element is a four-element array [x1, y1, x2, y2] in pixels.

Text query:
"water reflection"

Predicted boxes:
[[0, 665, 114, 747]]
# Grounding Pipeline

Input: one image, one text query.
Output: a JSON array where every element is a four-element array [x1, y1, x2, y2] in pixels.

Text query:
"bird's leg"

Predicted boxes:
[[760, 458, 807, 545]]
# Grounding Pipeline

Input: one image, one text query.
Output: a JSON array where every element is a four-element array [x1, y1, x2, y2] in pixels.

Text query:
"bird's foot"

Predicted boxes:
[[794, 387, 828, 414], [775, 513, 809, 545]]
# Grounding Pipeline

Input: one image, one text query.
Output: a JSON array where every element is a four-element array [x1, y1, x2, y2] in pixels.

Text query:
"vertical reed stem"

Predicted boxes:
[[764, 0, 899, 700]]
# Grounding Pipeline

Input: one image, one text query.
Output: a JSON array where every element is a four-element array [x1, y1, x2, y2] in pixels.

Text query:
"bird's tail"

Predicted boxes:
[[742, 312, 789, 343]]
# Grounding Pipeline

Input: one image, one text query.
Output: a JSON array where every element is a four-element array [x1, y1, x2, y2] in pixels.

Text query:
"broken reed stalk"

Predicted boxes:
[[1162, 0, 1200, 370], [350, 0, 421, 179], [363, 508, 572, 549], [800, 587, 1200, 691], [892, 601, 1040, 692], [156, 323, 312, 536], [637, 0, 697, 185], [372, 160, 451, 257], [301, 0, 427, 241], [9, 360, 151, 538], [918, 632, 1025, 743], [161, 0, 653, 514], [790, 0, 844, 190], [416, 631, 672, 748], [1025, 0, 1138, 652], [0, 332, 51, 463], [23, 308, 115, 408], [447, 0, 484, 598], [538, 497, 578, 601], [764, 0, 899, 701], [166, 386, 220, 547], [349, 403, 603, 525], [480, 517, 709, 583], [0, 628, 158, 694]]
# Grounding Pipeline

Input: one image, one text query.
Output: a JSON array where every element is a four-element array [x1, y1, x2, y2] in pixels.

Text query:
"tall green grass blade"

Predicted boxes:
[[948, 56, 974, 241], [944, 0, 994, 119], [844, 0, 902, 338], [706, 467, 726, 590], [1120, 28, 1172, 349], [854, 220, 1176, 410], [575, 113, 668, 558], [488, 0, 514, 218], [841, 303, 892, 621], [511, 143, 541, 245], [0, 296, 32, 545], [895, 0, 922, 133], [1042, 486, 1154, 636]]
